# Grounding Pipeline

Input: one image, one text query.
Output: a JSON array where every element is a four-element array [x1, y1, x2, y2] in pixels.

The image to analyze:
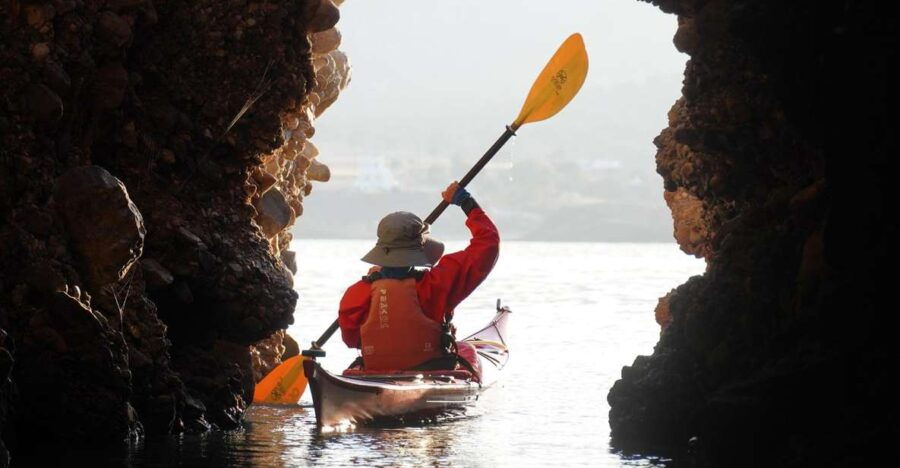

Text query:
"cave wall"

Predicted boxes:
[[0, 0, 348, 460], [610, 0, 896, 465]]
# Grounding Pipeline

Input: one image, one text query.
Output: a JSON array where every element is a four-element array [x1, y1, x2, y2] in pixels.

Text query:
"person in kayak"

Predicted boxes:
[[337, 181, 500, 380]]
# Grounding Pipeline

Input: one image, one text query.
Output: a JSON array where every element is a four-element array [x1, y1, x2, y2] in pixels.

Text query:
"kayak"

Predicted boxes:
[[303, 303, 511, 427]]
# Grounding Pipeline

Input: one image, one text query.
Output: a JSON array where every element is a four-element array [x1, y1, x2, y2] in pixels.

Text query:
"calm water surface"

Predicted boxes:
[[93, 240, 704, 466]]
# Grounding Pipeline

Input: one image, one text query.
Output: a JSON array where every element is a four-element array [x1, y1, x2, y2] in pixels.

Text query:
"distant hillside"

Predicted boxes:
[[292, 185, 674, 242]]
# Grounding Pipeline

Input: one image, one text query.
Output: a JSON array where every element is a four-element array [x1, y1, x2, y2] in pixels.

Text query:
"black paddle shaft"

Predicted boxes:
[[301, 320, 340, 358], [424, 125, 517, 224], [302, 125, 518, 357]]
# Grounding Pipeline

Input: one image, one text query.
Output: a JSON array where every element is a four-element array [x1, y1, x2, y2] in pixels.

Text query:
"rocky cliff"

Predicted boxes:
[[610, 0, 896, 465], [0, 0, 349, 462]]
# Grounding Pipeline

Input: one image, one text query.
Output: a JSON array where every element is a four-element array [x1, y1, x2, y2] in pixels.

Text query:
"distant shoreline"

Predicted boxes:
[[290, 236, 679, 244]]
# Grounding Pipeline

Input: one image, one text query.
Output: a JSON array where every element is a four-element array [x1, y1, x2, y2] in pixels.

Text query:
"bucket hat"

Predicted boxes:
[[361, 211, 444, 267]]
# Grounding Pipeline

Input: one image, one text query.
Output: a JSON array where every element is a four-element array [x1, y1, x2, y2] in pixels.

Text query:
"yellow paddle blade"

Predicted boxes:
[[252, 355, 308, 404], [512, 33, 589, 129]]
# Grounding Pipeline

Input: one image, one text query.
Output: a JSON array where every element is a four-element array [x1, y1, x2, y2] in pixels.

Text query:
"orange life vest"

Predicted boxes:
[[359, 278, 444, 371]]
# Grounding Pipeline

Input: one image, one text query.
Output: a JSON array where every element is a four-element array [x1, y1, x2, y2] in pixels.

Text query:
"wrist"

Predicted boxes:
[[451, 186, 471, 206], [460, 197, 479, 215]]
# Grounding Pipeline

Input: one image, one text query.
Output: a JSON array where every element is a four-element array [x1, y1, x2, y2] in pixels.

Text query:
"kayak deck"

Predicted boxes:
[[304, 307, 511, 427]]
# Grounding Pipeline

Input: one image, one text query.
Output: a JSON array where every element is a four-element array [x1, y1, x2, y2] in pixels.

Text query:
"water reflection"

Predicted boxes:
[[129, 406, 486, 467], [165, 405, 671, 467], [129, 406, 475, 467]]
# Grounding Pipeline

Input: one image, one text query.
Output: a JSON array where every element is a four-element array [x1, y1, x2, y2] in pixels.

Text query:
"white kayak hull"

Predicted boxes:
[[304, 307, 511, 427]]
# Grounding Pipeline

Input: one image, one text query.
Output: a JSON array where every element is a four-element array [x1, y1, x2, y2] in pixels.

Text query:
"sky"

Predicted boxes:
[[297, 0, 688, 241]]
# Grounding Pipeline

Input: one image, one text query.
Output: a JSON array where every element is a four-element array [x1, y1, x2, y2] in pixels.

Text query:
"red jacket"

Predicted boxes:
[[338, 207, 500, 349]]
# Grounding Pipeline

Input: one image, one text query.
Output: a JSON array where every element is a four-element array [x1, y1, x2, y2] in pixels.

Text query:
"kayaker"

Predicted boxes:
[[337, 181, 500, 379]]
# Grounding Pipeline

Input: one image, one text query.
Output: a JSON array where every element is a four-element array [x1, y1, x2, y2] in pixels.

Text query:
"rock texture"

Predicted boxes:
[[663, 187, 707, 258], [250, 329, 287, 382], [246, 0, 350, 379], [609, 0, 897, 465], [0, 0, 349, 460], [55, 166, 146, 287]]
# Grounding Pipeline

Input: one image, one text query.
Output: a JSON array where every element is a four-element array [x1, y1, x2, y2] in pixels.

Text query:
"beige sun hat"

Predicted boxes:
[[361, 211, 445, 267]]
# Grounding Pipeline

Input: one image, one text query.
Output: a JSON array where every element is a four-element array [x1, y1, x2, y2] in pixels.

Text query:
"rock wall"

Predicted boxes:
[[247, 0, 349, 380], [610, 0, 896, 465], [0, 0, 349, 459]]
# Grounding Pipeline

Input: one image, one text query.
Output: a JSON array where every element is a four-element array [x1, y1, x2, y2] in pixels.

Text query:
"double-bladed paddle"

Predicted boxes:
[[254, 33, 589, 404]]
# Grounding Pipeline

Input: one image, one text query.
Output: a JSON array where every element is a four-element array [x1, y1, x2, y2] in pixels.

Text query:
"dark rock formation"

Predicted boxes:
[[0, 0, 348, 461], [282, 332, 300, 360], [54, 166, 145, 288], [610, 0, 897, 465], [0, 330, 14, 468], [11, 288, 139, 446], [255, 189, 294, 239], [250, 329, 287, 382]]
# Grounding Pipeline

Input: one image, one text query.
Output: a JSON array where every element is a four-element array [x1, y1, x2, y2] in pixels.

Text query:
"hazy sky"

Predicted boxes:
[[299, 0, 687, 240], [313, 0, 684, 157]]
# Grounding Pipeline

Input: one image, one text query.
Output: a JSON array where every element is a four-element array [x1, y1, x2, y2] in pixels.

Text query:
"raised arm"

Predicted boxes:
[[418, 182, 500, 322]]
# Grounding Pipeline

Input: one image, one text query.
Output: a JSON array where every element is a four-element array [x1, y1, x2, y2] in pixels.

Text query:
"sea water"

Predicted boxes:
[[44, 240, 704, 467]]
